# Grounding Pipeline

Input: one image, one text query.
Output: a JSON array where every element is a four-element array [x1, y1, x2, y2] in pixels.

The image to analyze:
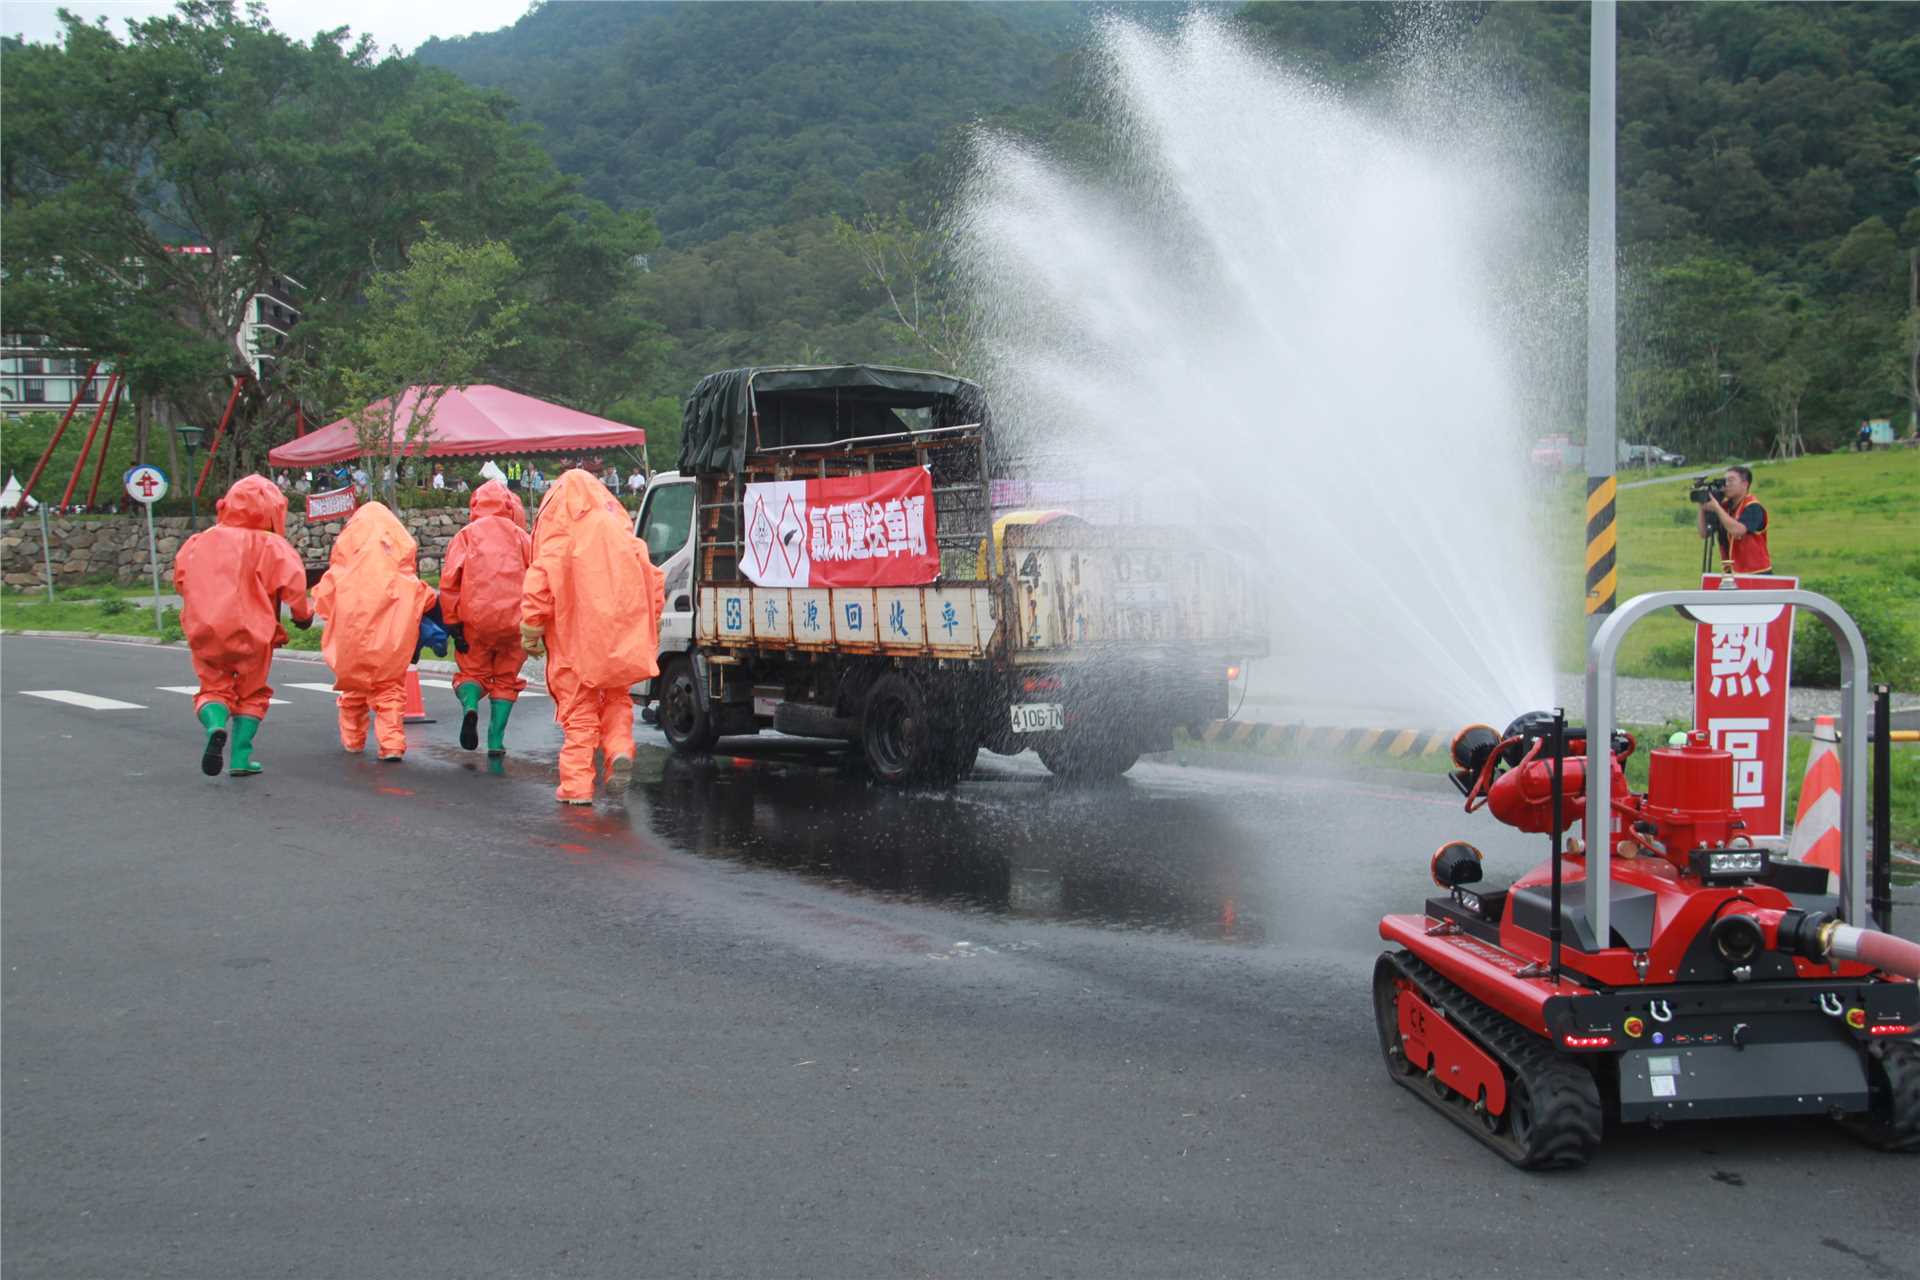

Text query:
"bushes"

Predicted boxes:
[[1792, 577, 1920, 690]]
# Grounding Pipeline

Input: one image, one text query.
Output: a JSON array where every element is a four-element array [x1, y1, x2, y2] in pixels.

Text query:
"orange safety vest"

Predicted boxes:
[[1720, 493, 1771, 574]]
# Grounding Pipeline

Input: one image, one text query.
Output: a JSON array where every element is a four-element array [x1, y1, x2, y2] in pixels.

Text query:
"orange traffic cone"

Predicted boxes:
[[403, 665, 433, 724], [1788, 715, 1841, 884]]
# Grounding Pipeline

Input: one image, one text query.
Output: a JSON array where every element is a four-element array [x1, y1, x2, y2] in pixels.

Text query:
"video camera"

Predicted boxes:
[[1689, 474, 1726, 504]]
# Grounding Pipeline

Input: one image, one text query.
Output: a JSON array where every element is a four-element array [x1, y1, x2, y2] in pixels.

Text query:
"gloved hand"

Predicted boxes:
[[446, 621, 469, 654], [415, 613, 451, 661], [520, 623, 546, 658], [291, 612, 313, 631]]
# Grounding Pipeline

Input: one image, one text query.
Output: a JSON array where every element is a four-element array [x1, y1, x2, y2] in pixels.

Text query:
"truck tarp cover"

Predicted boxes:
[[679, 365, 982, 476]]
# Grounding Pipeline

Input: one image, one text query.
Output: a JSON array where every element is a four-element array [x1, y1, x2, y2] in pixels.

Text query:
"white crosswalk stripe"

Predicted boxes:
[[157, 686, 289, 705], [20, 690, 147, 711], [284, 676, 548, 698]]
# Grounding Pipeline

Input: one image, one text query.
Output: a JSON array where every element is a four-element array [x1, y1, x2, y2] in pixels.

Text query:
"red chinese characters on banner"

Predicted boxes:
[[305, 485, 357, 522], [1692, 573, 1797, 839], [740, 466, 938, 588]]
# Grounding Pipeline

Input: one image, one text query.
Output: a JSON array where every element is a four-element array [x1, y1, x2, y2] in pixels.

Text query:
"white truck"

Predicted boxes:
[[633, 364, 1268, 784]]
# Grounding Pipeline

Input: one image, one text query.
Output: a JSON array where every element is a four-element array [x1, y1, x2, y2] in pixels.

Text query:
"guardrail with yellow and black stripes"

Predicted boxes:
[[1194, 720, 1449, 758]]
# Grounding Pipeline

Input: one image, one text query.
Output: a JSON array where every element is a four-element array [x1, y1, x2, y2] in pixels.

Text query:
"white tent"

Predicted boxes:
[[1, 473, 40, 512]]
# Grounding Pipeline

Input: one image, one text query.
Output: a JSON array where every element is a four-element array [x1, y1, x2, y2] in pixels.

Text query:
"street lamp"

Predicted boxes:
[[176, 424, 205, 529]]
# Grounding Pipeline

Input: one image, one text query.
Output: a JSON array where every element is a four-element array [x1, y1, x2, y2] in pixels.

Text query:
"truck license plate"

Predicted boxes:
[[1010, 702, 1065, 734]]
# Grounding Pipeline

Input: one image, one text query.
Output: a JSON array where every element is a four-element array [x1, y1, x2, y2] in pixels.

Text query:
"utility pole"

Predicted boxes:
[[1584, 0, 1619, 640]]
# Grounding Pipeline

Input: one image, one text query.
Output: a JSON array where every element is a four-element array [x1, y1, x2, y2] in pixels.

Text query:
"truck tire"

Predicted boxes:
[[932, 735, 980, 782], [862, 672, 948, 785], [1035, 734, 1139, 781], [658, 657, 719, 754]]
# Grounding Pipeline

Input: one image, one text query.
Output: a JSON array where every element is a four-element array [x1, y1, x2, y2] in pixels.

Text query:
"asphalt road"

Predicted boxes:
[[4, 636, 1916, 1280]]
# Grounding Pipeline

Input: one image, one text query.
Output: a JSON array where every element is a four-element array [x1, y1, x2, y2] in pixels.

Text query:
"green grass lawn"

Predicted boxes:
[[1549, 449, 1920, 687], [0, 588, 323, 651]]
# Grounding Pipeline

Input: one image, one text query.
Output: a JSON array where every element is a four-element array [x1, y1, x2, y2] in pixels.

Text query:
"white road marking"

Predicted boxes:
[[291, 676, 547, 698], [20, 690, 147, 710], [156, 686, 289, 705]]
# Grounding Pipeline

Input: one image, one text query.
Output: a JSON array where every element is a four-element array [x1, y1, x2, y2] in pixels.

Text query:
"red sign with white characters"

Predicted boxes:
[[1692, 574, 1797, 839], [305, 485, 357, 522], [740, 466, 938, 588]]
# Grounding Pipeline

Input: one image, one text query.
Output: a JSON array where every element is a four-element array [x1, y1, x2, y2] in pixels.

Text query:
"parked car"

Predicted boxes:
[[1620, 442, 1685, 468], [1529, 433, 1581, 472]]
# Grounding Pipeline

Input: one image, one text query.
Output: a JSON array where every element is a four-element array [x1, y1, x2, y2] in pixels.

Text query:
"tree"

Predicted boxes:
[[1, 2, 662, 484], [832, 206, 977, 374], [302, 232, 524, 503]]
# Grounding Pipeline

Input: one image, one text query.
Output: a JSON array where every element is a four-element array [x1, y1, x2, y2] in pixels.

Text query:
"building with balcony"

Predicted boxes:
[[0, 335, 122, 419], [0, 265, 301, 416]]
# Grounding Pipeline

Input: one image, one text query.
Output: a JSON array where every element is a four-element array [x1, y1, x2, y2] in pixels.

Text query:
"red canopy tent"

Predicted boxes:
[[267, 385, 645, 467]]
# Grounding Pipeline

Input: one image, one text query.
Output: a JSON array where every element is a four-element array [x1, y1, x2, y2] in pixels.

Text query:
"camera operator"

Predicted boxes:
[[1695, 465, 1771, 573]]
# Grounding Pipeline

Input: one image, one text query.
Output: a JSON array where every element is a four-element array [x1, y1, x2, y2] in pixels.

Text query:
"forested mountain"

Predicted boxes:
[[414, 0, 1917, 457], [7, 1, 1914, 472], [1235, 1, 1920, 456], [418, 2, 1088, 243]]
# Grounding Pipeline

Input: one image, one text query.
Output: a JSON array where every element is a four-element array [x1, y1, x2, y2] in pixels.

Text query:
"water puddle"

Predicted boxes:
[[629, 742, 1275, 942]]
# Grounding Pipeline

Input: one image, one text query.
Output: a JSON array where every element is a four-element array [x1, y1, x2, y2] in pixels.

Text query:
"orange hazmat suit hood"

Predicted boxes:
[[521, 469, 664, 689], [533, 467, 629, 533], [215, 473, 289, 536], [328, 500, 419, 575], [313, 501, 436, 690], [468, 478, 527, 529]]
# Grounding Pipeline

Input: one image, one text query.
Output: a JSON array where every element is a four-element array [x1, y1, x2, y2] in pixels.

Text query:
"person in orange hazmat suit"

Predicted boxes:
[[438, 479, 532, 756], [312, 501, 437, 761], [173, 474, 314, 777], [518, 469, 665, 804]]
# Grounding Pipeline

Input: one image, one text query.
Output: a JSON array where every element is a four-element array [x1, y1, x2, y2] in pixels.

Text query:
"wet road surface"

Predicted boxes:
[[4, 636, 1916, 1279]]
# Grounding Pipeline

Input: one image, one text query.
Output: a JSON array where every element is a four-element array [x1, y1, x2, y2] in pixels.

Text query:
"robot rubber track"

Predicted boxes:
[[1373, 950, 1603, 1171]]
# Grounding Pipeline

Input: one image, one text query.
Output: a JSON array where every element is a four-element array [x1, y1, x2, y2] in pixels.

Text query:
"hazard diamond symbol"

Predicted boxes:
[[747, 496, 775, 576], [776, 494, 806, 577]]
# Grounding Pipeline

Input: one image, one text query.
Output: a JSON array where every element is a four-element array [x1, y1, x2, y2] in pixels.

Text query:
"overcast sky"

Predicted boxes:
[[1, 0, 536, 57]]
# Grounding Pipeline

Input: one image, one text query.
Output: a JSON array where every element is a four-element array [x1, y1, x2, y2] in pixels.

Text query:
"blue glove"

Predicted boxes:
[[415, 612, 451, 662]]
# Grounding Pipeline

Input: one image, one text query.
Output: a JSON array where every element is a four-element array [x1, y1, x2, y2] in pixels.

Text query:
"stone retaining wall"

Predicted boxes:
[[1, 509, 466, 590]]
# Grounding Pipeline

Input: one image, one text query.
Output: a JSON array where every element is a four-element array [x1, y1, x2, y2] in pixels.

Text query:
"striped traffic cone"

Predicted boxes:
[[1787, 715, 1841, 884], [403, 665, 432, 724]]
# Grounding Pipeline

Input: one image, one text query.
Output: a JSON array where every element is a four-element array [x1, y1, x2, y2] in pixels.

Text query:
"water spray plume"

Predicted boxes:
[[958, 15, 1562, 730]]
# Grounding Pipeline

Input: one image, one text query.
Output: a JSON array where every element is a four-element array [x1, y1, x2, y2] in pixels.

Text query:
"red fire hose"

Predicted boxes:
[[1829, 924, 1920, 980]]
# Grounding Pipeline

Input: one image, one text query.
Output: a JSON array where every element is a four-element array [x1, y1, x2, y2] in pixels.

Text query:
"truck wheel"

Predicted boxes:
[[932, 736, 980, 782], [1035, 734, 1139, 780], [862, 672, 943, 785], [658, 657, 719, 754]]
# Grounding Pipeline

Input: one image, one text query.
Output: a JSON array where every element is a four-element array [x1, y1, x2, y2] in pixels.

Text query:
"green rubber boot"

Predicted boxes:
[[486, 699, 514, 757], [198, 703, 230, 777], [457, 682, 483, 751], [228, 715, 264, 777]]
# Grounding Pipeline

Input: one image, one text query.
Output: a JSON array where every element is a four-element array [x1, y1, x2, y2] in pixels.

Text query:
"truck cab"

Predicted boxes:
[[635, 470, 697, 656]]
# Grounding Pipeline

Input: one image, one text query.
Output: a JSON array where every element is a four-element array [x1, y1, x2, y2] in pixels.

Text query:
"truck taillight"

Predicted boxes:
[[1226, 666, 1242, 681]]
